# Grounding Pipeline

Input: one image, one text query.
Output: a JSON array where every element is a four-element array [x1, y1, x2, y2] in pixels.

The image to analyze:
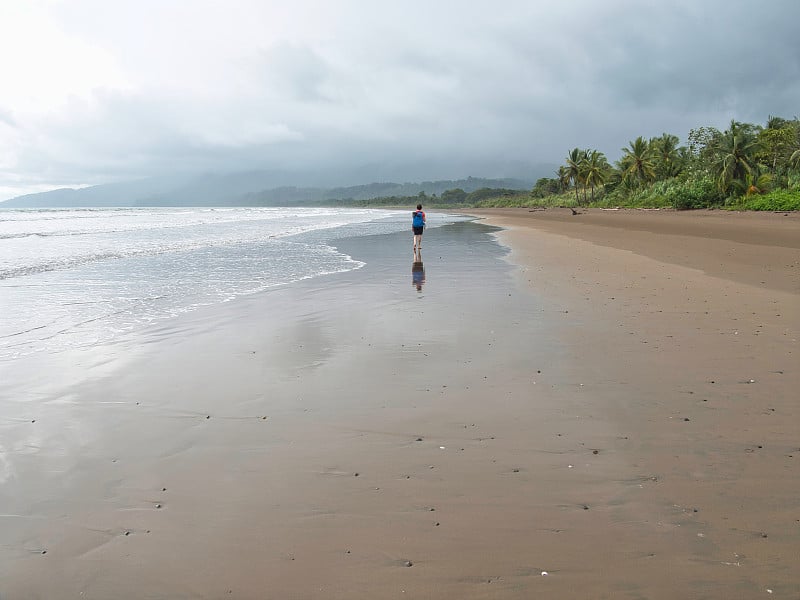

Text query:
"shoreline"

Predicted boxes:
[[1, 212, 798, 598]]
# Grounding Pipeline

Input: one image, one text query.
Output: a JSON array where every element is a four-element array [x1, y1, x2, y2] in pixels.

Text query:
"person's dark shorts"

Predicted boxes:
[[413, 226, 424, 235]]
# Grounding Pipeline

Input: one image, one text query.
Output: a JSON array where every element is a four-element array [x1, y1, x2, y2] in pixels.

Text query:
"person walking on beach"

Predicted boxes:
[[412, 204, 426, 254]]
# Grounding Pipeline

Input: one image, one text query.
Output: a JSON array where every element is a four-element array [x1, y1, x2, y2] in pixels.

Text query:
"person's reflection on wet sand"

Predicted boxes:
[[412, 258, 426, 291]]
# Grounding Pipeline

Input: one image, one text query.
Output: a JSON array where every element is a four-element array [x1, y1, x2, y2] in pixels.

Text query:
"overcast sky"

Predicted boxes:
[[1, 0, 798, 201]]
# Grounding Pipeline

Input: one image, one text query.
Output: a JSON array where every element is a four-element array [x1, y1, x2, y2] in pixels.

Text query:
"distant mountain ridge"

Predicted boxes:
[[1, 171, 546, 208], [240, 177, 535, 206]]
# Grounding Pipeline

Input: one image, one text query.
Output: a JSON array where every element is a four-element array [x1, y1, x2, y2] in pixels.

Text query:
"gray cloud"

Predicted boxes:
[[590, 2, 800, 118], [1, 0, 798, 200]]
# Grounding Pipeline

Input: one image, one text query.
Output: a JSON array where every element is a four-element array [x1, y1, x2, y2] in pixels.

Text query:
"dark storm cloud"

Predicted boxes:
[[588, 1, 800, 119]]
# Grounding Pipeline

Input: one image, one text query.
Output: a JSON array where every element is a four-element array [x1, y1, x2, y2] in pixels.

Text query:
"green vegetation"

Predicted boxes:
[[233, 177, 536, 208], [727, 189, 800, 211], [519, 116, 800, 211], [347, 115, 800, 211], [326, 187, 531, 209]]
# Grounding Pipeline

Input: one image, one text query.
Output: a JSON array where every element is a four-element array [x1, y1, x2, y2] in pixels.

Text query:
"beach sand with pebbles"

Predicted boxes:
[[0, 209, 798, 599]]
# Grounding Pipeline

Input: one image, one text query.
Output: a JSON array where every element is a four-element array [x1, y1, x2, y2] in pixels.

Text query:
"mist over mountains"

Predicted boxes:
[[1, 165, 555, 208]]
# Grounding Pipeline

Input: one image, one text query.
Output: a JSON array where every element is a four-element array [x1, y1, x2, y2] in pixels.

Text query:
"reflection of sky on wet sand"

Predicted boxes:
[[332, 219, 509, 299], [0, 218, 524, 591], [0, 346, 114, 482], [0, 221, 507, 491]]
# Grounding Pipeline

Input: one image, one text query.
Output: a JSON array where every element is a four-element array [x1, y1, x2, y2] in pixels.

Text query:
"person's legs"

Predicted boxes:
[[413, 233, 421, 250]]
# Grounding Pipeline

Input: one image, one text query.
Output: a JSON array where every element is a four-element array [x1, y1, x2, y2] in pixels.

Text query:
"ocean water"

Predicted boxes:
[[0, 207, 468, 359]]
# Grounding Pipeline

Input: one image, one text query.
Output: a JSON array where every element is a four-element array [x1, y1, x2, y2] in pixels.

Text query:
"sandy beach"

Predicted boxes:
[[1, 209, 798, 599]]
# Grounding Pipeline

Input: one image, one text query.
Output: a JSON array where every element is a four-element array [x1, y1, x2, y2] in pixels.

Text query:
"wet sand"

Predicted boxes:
[[1, 211, 798, 598]]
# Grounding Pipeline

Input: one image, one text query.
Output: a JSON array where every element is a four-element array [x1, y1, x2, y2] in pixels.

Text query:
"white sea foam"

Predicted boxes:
[[0, 206, 464, 359]]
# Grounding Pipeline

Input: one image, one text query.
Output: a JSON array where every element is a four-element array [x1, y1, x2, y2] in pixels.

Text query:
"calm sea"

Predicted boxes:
[[0, 207, 467, 359]]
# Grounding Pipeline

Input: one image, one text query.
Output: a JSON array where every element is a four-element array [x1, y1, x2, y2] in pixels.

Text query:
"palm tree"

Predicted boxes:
[[731, 167, 772, 197], [557, 166, 571, 193], [583, 150, 608, 203], [579, 149, 592, 203], [651, 133, 682, 179], [745, 170, 772, 196], [790, 148, 800, 170], [565, 148, 584, 204], [619, 137, 656, 186], [712, 120, 760, 194], [766, 115, 789, 130]]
